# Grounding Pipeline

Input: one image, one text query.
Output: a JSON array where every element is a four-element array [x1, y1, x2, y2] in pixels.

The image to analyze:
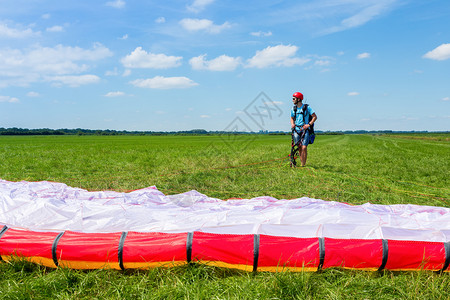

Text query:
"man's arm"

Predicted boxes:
[[290, 117, 296, 129], [310, 113, 317, 125], [302, 113, 317, 130]]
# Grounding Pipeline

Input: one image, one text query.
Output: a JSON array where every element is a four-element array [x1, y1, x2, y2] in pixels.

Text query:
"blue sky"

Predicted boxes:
[[0, 0, 449, 132]]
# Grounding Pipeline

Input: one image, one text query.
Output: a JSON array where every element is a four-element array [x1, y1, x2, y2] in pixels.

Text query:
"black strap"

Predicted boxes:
[[0, 225, 7, 262], [301, 104, 309, 125], [186, 232, 194, 263], [0, 225, 8, 239], [318, 237, 325, 270], [440, 242, 450, 273], [0, 225, 8, 261], [253, 234, 260, 272], [302, 104, 315, 135], [52, 231, 65, 267], [378, 239, 389, 271], [118, 231, 128, 271]]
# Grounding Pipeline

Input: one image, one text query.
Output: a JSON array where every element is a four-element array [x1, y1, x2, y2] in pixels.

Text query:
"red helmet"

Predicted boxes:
[[292, 92, 303, 100]]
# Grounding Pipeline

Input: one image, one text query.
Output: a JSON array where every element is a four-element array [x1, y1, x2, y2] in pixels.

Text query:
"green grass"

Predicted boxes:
[[0, 259, 448, 299], [0, 134, 449, 299], [0, 134, 448, 205]]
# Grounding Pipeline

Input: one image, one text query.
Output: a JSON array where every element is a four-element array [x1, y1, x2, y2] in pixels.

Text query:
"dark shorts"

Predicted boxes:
[[294, 129, 310, 146]]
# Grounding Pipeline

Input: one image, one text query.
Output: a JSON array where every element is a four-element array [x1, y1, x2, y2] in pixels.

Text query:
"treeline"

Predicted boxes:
[[0, 128, 268, 136], [0, 127, 443, 136], [0, 128, 144, 136]]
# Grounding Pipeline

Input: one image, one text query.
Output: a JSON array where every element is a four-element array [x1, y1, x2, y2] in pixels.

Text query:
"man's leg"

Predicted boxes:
[[299, 130, 310, 167], [290, 131, 300, 166], [300, 145, 307, 166]]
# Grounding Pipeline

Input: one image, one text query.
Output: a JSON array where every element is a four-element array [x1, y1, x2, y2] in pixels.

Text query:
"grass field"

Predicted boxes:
[[0, 133, 449, 299]]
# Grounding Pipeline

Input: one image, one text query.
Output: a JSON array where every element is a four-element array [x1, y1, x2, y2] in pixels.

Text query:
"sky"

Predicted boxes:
[[0, 0, 449, 132]]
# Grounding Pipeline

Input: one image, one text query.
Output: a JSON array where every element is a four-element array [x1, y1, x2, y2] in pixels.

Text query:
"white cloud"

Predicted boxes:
[[187, 0, 215, 13], [200, 115, 211, 118], [423, 43, 450, 61], [270, 1, 401, 36], [0, 95, 19, 103], [21, 44, 111, 73], [399, 115, 419, 121], [41, 14, 51, 19], [189, 54, 241, 71], [104, 91, 125, 97], [46, 25, 64, 32], [357, 52, 370, 59], [341, 2, 393, 28], [320, 1, 400, 35], [105, 68, 119, 76], [155, 17, 166, 24], [0, 22, 38, 38], [121, 47, 182, 69], [250, 31, 272, 37], [246, 44, 310, 68], [47, 75, 100, 87], [130, 76, 198, 89], [119, 34, 128, 40], [106, 0, 125, 9], [122, 69, 131, 77], [442, 97, 449, 101], [315, 60, 331, 66], [26, 91, 40, 97], [179, 18, 231, 34], [266, 101, 283, 106], [348, 92, 359, 96], [0, 43, 112, 87]]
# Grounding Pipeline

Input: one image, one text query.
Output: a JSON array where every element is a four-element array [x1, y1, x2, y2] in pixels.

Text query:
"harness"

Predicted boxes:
[[293, 104, 314, 139]]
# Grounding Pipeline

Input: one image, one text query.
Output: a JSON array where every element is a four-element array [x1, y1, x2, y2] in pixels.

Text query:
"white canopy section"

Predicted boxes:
[[0, 180, 449, 242]]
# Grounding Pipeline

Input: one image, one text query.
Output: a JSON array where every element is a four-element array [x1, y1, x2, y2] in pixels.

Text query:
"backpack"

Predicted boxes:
[[293, 104, 315, 144]]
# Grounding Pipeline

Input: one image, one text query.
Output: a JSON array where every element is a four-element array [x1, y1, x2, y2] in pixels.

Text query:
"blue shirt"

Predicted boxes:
[[291, 104, 315, 127]]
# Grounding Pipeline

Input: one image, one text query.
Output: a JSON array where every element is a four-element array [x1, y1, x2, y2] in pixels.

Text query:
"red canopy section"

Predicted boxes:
[[1, 226, 449, 272]]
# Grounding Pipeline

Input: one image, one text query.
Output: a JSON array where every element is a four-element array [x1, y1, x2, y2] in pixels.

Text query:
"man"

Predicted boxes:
[[290, 92, 317, 167]]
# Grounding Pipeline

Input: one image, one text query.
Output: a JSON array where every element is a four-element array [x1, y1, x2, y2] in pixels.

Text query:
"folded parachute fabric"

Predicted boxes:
[[0, 180, 449, 271]]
